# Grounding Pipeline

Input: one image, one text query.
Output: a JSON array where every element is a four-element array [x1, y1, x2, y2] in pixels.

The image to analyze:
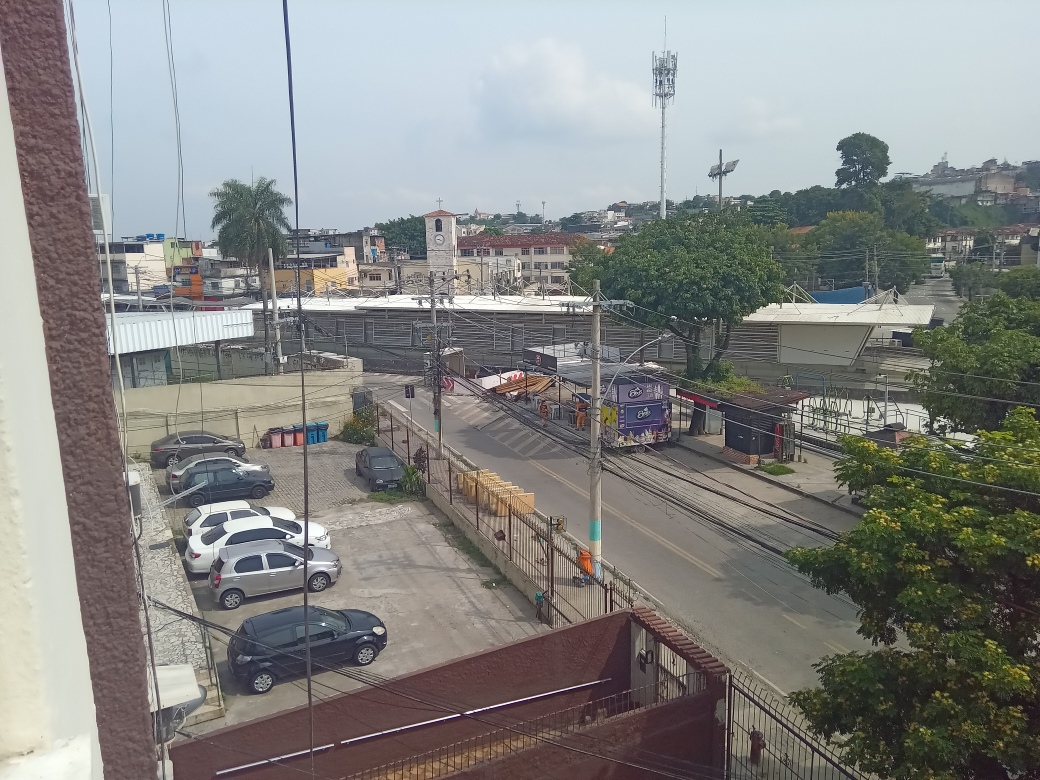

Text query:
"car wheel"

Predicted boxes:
[[354, 643, 378, 666], [250, 485, 268, 499], [368, 478, 376, 492], [189, 492, 206, 507], [166, 453, 180, 467], [225, 448, 239, 457], [308, 573, 330, 592], [221, 589, 244, 610], [249, 670, 276, 694]]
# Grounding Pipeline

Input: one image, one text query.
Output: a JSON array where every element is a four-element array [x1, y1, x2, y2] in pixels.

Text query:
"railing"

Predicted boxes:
[[344, 674, 704, 780], [376, 404, 638, 628]]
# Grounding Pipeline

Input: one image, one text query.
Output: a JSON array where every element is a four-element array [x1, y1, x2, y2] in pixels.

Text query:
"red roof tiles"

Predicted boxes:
[[422, 210, 457, 218]]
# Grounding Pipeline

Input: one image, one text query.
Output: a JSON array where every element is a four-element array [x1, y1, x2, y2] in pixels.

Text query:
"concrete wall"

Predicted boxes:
[[169, 611, 634, 780], [120, 362, 362, 452]]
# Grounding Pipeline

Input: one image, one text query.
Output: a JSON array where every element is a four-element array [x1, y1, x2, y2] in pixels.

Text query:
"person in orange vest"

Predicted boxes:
[[538, 399, 551, 427], [575, 398, 588, 430], [577, 548, 594, 585]]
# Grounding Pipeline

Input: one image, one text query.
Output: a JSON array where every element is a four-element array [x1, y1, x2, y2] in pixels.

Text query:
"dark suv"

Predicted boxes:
[[182, 467, 275, 507], [227, 605, 388, 694]]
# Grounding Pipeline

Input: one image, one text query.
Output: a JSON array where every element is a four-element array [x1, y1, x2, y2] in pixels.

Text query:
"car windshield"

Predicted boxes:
[[370, 456, 398, 469], [256, 507, 271, 516], [272, 519, 300, 534], [314, 607, 348, 633], [283, 542, 314, 561], [184, 508, 202, 524], [200, 525, 225, 545]]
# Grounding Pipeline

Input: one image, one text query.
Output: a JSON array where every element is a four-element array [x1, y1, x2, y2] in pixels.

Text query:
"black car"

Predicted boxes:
[[355, 446, 404, 491], [150, 430, 246, 468], [181, 467, 275, 507], [227, 605, 388, 694]]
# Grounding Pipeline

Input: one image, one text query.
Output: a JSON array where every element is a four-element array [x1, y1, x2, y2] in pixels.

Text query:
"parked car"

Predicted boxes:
[[209, 540, 343, 609], [355, 446, 405, 491], [150, 431, 246, 468], [181, 501, 295, 538], [183, 516, 330, 575], [167, 453, 267, 493], [181, 467, 275, 507], [227, 605, 388, 694]]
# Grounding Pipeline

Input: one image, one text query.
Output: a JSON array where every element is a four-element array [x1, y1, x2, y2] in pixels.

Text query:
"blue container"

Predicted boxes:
[[316, 421, 329, 443], [306, 422, 319, 445]]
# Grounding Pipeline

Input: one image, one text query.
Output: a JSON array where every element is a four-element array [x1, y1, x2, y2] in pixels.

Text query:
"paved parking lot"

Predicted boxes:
[[160, 443, 546, 730]]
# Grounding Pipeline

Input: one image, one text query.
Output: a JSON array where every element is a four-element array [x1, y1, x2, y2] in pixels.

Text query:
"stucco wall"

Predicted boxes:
[[120, 364, 363, 451]]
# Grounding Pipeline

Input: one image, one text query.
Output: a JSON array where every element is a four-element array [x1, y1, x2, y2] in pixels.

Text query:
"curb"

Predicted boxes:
[[674, 439, 864, 518]]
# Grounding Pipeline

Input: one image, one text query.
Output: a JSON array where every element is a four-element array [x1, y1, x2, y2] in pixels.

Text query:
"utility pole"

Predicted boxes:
[[589, 279, 603, 579], [268, 248, 283, 374], [429, 271, 442, 456], [717, 148, 723, 208], [542, 200, 546, 223], [133, 265, 143, 311]]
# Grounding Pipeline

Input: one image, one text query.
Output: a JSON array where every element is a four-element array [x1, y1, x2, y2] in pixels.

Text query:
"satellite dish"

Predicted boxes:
[[723, 160, 739, 174]]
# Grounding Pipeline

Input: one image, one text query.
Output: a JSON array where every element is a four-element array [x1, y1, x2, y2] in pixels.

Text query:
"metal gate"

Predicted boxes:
[[727, 671, 868, 780]]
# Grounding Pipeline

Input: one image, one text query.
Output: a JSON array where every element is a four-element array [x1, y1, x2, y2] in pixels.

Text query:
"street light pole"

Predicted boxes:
[[430, 271, 442, 456], [589, 280, 602, 579]]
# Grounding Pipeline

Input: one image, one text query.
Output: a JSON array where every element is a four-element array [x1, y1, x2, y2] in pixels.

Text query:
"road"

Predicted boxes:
[[363, 374, 870, 695], [905, 275, 962, 324]]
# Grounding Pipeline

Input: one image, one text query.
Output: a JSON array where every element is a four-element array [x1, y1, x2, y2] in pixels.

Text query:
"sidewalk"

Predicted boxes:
[[673, 432, 864, 517]]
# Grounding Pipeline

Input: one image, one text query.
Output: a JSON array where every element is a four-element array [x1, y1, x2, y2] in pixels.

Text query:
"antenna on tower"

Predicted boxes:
[[652, 20, 677, 221]]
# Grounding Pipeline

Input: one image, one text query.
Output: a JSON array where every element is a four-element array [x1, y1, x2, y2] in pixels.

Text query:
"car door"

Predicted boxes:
[[211, 469, 243, 500], [257, 626, 304, 676], [226, 554, 266, 596], [180, 435, 207, 459], [292, 621, 342, 670], [264, 551, 304, 594]]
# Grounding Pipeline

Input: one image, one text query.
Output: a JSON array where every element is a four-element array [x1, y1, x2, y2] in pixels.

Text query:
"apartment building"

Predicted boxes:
[[457, 232, 584, 290]]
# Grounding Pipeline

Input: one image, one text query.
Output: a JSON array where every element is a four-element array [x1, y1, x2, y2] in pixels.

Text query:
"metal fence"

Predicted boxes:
[[727, 670, 869, 780], [377, 404, 637, 628], [344, 674, 706, 780]]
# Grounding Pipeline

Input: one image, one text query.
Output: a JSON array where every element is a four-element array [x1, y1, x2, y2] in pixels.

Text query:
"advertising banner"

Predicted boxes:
[[609, 380, 667, 405]]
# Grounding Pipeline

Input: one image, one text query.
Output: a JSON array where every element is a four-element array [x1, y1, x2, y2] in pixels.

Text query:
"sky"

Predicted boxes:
[[73, 0, 1040, 239]]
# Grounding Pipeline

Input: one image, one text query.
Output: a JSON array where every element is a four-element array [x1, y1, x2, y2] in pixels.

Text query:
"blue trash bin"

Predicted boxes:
[[306, 422, 319, 445], [316, 421, 329, 443]]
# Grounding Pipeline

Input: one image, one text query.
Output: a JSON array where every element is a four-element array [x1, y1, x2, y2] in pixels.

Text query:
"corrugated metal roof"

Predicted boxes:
[[105, 310, 254, 355]]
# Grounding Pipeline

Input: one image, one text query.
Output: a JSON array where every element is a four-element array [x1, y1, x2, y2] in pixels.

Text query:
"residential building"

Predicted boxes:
[[291, 227, 388, 264], [273, 246, 358, 294], [926, 227, 977, 260], [96, 238, 171, 294], [1022, 227, 1040, 266], [198, 255, 260, 300], [457, 231, 585, 289]]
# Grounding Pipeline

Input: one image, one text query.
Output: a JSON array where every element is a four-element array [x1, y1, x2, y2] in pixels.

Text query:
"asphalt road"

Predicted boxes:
[[364, 374, 870, 695], [904, 275, 962, 324]]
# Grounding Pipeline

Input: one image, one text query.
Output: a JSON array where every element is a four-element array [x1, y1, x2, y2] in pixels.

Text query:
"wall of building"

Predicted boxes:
[[119, 363, 362, 452], [169, 611, 634, 780]]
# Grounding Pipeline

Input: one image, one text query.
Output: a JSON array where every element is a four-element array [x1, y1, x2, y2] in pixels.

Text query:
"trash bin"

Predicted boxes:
[[316, 421, 329, 443], [306, 422, 319, 445], [267, 427, 283, 448], [282, 427, 295, 447], [293, 423, 305, 447]]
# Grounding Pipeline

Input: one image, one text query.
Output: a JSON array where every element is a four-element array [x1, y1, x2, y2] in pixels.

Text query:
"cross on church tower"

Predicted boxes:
[[436, 197, 443, 209]]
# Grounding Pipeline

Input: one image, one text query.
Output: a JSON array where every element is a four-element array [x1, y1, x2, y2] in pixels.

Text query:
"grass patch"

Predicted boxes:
[[367, 489, 418, 504], [434, 521, 494, 569], [480, 575, 508, 589], [757, 463, 795, 476]]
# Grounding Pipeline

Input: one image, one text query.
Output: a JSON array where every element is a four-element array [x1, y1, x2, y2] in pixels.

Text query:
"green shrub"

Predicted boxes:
[[400, 465, 425, 496], [340, 405, 376, 445]]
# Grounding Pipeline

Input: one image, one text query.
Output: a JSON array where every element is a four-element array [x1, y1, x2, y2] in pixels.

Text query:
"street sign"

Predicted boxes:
[[404, 384, 415, 399]]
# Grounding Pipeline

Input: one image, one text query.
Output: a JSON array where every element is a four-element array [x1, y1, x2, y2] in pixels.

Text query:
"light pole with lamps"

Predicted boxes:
[[876, 373, 889, 427]]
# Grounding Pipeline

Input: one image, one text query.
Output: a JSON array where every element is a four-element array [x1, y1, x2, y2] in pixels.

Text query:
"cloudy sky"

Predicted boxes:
[[73, 0, 1040, 239]]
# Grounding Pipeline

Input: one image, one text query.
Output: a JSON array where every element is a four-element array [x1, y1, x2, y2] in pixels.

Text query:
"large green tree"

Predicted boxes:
[[994, 266, 1040, 300], [835, 132, 891, 188], [913, 293, 1040, 432], [569, 212, 784, 378], [787, 409, 1040, 780], [804, 210, 927, 292], [949, 261, 994, 301], [209, 177, 292, 266], [374, 215, 427, 257]]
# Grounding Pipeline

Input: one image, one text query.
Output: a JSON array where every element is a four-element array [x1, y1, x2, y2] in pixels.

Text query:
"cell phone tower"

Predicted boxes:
[[652, 22, 677, 220]]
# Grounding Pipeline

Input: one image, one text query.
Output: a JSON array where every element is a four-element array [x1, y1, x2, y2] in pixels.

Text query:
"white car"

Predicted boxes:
[[183, 517, 331, 575], [180, 501, 296, 538]]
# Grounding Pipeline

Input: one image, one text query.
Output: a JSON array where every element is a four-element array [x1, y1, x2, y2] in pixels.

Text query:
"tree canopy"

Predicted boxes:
[[787, 410, 1040, 780], [835, 132, 891, 188], [374, 215, 426, 257], [993, 266, 1040, 300], [569, 212, 784, 378], [949, 261, 993, 301], [209, 177, 292, 266], [912, 294, 1040, 433]]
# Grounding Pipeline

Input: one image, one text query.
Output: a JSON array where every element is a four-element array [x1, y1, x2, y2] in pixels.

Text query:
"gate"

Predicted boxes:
[[727, 670, 868, 780]]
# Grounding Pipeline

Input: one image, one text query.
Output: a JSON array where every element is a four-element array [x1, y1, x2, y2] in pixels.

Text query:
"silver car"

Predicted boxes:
[[208, 540, 343, 610]]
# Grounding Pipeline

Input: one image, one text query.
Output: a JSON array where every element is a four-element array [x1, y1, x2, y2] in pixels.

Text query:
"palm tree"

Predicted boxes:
[[210, 178, 292, 372]]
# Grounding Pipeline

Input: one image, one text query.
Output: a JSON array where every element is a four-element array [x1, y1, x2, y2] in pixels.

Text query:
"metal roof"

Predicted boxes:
[[744, 303, 935, 327], [105, 310, 254, 355], [245, 294, 593, 314]]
